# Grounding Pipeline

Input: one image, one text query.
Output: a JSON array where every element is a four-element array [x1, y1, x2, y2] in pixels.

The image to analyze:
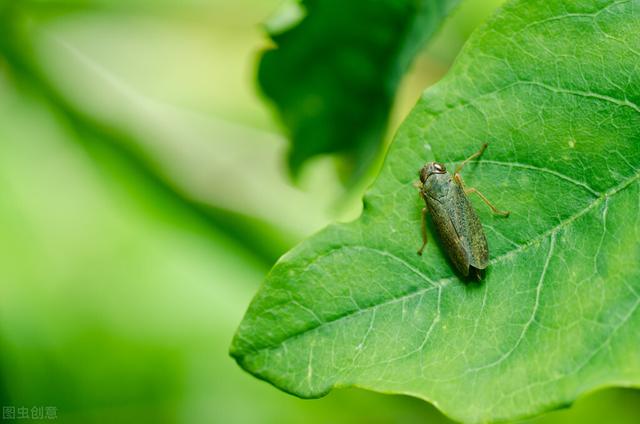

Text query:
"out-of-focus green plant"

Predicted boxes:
[[259, 0, 461, 183]]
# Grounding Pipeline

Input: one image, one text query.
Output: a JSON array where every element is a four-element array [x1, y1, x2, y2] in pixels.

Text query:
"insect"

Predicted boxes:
[[416, 143, 509, 280]]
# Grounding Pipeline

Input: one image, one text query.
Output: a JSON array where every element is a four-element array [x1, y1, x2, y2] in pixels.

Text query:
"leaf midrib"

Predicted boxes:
[[235, 167, 640, 360]]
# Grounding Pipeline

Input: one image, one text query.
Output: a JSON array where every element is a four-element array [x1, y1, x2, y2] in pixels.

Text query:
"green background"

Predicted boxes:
[[0, 0, 638, 422]]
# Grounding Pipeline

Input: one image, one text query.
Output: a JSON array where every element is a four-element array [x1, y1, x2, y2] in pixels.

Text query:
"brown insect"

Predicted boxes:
[[416, 143, 510, 280]]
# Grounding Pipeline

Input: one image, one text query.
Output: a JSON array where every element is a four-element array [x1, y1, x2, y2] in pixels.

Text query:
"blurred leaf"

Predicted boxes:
[[259, 0, 461, 182], [232, 0, 640, 422], [1, 2, 352, 262], [0, 70, 265, 422]]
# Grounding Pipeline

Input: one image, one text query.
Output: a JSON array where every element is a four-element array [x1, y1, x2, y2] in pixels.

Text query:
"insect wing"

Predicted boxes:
[[448, 183, 489, 271], [425, 194, 471, 276]]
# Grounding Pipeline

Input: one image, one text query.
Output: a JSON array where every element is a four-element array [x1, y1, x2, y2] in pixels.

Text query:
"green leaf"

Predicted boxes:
[[259, 0, 461, 181], [231, 0, 640, 421]]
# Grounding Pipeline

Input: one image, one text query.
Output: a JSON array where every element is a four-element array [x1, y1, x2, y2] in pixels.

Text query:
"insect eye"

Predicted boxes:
[[434, 163, 446, 172]]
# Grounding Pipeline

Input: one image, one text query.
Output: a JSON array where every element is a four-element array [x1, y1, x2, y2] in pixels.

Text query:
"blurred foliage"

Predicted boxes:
[[0, 0, 638, 423], [259, 0, 460, 184], [0, 77, 450, 424]]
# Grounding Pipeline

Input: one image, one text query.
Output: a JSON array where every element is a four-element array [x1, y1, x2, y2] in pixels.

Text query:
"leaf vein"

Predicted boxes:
[[238, 164, 640, 363], [478, 159, 601, 196], [467, 232, 556, 373]]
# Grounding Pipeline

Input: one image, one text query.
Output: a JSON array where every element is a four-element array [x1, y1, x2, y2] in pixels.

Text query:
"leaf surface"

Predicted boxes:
[[259, 0, 460, 181], [232, 0, 640, 421]]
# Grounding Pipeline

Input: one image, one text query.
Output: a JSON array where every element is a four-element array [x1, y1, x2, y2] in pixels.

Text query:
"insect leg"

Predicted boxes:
[[454, 174, 509, 216], [454, 143, 488, 175], [417, 207, 428, 255], [465, 187, 510, 216]]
